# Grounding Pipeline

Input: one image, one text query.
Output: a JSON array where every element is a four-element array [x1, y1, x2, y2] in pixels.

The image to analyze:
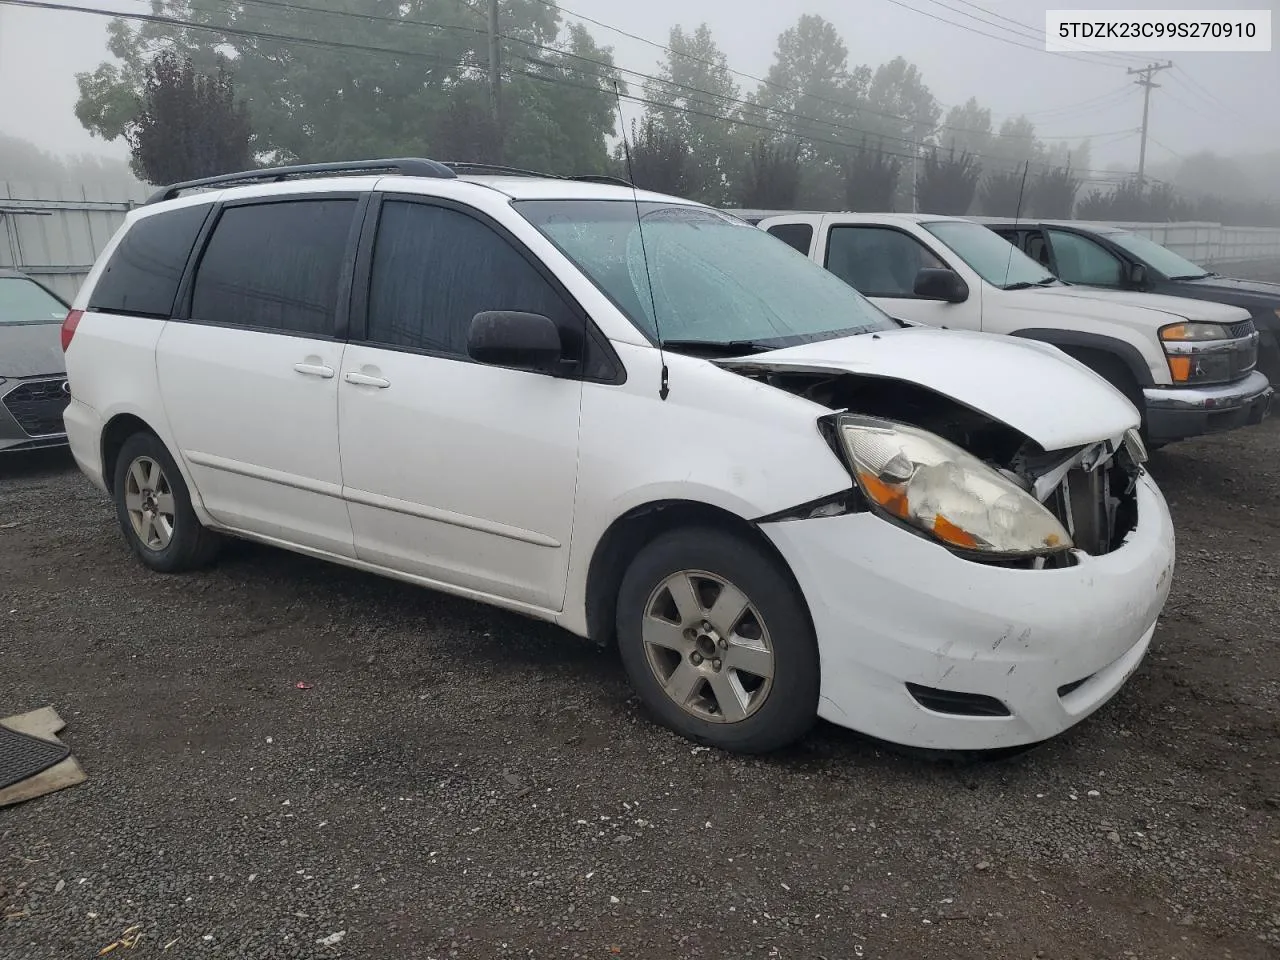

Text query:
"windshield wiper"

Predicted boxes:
[[1170, 272, 1213, 280], [1002, 277, 1059, 290], [660, 338, 777, 356]]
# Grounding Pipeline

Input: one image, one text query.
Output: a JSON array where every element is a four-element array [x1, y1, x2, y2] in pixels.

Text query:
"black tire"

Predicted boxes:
[[112, 431, 221, 572], [616, 527, 819, 754]]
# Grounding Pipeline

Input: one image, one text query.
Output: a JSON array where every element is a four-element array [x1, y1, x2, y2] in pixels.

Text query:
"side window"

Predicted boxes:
[[766, 222, 814, 256], [88, 204, 209, 318], [366, 200, 579, 359], [190, 199, 357, 336], [1046, 229, 1123, 286], [824, 226, 945, 297], [1027, 233, 1051, 267]]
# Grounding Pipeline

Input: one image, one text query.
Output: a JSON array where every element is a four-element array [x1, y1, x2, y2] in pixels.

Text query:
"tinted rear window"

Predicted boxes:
[[190, 199, 357, 337], [88, 204, 210, 318], [766, 222, 814, 256]]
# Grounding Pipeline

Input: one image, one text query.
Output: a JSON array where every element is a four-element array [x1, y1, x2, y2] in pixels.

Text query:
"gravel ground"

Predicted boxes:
[[2, 420, 1279, 960]]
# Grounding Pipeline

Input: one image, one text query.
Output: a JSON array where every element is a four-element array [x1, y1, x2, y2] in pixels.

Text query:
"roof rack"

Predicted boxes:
[[570, 175, 635, 188], [443, 162, 551, 178], [144, 157, 457, 205]]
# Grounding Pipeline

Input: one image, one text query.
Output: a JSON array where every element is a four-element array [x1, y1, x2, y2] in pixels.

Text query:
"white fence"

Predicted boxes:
[[0, 181, 150, 301], [1077, 220, 1280, 268]]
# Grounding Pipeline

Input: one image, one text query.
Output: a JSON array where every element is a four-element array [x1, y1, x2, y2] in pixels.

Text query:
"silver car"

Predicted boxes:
[[0, 270, 72, 454]]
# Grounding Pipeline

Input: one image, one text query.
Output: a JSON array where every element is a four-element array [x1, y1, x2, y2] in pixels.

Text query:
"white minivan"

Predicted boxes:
[[62, 160, 1174, 754]]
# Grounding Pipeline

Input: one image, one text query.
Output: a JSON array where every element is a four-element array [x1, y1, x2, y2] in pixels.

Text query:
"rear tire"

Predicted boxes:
[[616, 527, 819, 754], [112, 432, 220, 572]]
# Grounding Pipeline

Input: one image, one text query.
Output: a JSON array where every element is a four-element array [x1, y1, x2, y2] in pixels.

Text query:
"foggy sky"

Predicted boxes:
[[1, 0, 1277, 171]]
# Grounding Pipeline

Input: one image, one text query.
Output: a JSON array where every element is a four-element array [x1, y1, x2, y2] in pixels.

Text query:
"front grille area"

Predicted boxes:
[[1044, 460, 1139, 557], [3, 378, 69, 437], [1225, 319, 1257, 339]]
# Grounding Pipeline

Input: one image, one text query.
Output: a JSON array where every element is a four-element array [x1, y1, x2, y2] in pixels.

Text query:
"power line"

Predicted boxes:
[[2, 0, 1139, 179], [929, 0, 1149, 65], [523, 0, 1133, 137], [96, 0, 1126, 150], [912, 0, 1139, 66], [872, 0, 1139, 68]]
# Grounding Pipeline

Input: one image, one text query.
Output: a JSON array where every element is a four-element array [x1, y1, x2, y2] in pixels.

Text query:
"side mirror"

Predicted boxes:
[[1127, 262, 1148, 288], [467, 311, 565, 374], [914, 268, 969, 303]]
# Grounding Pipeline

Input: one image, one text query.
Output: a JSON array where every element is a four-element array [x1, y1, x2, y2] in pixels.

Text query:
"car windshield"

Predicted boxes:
[[922, 220, 1057, 289], [0, 276, 67, 326], [515, 200, 897, 350], [1104, 230, 1210, 279]]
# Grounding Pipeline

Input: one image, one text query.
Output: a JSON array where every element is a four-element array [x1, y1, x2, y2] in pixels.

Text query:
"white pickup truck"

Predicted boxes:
[[747, 211, 1273, 446]]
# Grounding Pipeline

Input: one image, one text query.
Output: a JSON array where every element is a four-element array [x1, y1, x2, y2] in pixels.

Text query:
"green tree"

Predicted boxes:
[[986, 115, 1041, 174], [978, 168, 1029, 217], [126, 51, 253, 185], [843, 139, 902, 211], [1029, 166, 1081, 218], [939, 97, 992, 160], [74, 1, 619, 175], [626, 118, 694, 197], [917, 145, 981, 215], [749, 15, 864, 154], [738, 141, 801, 209], [643, 24, 739, 203], [863, 57, 939, 150]]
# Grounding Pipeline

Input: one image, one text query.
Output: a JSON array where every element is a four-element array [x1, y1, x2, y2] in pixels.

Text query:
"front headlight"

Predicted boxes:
[[836, 415, 1072, 556], [1159, 322, 1243, 384], [1160, 322, 1230, 342]]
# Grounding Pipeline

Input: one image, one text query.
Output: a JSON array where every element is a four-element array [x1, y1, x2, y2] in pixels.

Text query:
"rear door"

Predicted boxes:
[[337, 194, 587, 611], [156, 194, 365, 557], [821, 223, 982, 330]]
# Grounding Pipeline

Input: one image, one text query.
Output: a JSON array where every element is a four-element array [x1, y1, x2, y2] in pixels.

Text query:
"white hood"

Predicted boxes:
[[716, 327, 1139, 452], [1019, 284, 1252, 326]]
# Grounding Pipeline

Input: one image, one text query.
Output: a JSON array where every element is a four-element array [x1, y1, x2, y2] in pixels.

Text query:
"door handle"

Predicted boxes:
[[344, 371, 391, 389], [294, 362, 335, 379]]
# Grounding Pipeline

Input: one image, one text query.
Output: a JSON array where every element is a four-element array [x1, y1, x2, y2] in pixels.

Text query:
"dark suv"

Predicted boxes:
[[980, 219, 1280, 385]]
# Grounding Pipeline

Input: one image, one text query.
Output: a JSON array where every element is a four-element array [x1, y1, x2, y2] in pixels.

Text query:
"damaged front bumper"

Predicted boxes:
[[760, 472, 1175, 751]]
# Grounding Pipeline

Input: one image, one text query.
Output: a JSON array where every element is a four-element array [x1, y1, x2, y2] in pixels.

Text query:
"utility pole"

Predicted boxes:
[[1128, 60, 1173, 186], [487, 0, 503, 161]]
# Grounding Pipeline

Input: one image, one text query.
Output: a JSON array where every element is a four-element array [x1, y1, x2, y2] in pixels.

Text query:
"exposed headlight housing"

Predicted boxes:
[[1122, 427, 1148, 466], [835, 415, 1072, 557], [1159, 321, 1256, 385]]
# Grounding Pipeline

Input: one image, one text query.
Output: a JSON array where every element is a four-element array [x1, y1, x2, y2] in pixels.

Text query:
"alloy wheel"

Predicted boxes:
[[641, 569, 775, 723], [123, 456, 176, 551]]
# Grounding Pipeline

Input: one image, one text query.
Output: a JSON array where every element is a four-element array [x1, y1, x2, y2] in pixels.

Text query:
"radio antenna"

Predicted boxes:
[[613, 81, 668, 401], [1001, 159, 1032, 287]]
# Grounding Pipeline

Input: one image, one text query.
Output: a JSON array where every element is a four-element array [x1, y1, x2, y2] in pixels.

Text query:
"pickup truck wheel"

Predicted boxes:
[[616, 527, 819, 754]]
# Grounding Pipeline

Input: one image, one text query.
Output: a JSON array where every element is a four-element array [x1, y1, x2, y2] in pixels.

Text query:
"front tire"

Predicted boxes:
[[112, 432, 220, 572], [616, 527, 820, 753]]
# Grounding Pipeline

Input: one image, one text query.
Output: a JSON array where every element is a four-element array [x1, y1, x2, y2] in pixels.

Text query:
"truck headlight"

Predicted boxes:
[[1159, 322, 1246, 384], [835, 415, 1072, 556]]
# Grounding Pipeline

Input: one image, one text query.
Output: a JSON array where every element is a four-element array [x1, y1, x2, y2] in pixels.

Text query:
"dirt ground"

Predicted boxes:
[[2, 418, 1278, 959]]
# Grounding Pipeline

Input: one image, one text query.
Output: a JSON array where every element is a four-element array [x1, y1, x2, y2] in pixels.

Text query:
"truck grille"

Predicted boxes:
[[3, 378, 70, 437]]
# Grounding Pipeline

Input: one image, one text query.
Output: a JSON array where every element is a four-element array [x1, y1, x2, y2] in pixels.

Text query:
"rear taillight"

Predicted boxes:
[[61, 309, 83, 352]]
